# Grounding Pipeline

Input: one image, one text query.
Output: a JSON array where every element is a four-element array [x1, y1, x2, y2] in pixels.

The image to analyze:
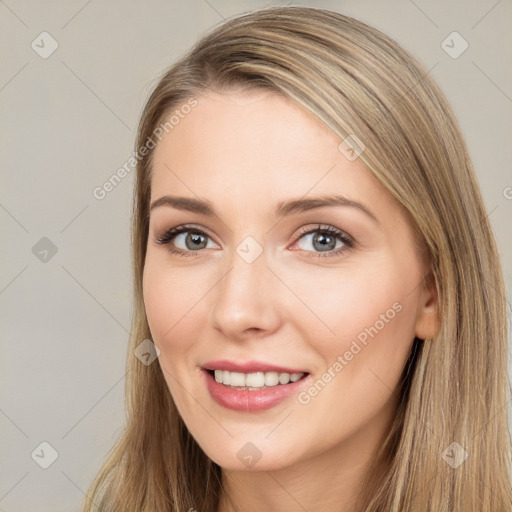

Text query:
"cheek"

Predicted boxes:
[[142, 257, 206, 353], [282, 258, 419, 372], [286, 265, 419, 442], [142, 260, 210, 410]]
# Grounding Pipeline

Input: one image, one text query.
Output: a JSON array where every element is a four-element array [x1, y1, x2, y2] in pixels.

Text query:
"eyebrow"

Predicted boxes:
[[149, 194, 379, 224]]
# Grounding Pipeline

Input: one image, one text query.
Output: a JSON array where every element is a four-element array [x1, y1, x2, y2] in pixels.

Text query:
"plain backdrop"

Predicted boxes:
[[1, 1, 511, 510]]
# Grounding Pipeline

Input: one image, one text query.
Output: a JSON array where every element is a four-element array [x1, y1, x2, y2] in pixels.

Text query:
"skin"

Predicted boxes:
[[143, 87, 439, 512]]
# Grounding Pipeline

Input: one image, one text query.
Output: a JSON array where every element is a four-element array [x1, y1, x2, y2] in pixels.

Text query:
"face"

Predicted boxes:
[[143, 88, 438, 472]]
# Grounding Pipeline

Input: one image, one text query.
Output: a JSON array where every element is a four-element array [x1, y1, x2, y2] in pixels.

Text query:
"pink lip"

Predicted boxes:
[[201, 368, 311, 412], [202, 359, 308, 374]]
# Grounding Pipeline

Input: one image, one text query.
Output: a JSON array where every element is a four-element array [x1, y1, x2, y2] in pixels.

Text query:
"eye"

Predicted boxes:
[[291, 224, 354, 258], [155, 223, 354, 259], [155, 224, 218, 257]]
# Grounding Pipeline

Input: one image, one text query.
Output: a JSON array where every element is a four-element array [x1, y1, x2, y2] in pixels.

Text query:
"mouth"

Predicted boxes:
[[201, 366, 312, 412], [204, 368, 309, 390]]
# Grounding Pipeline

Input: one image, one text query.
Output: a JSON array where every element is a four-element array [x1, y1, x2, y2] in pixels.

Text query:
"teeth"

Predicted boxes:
[[245, 372, 265, 387], [278, 372, 290, 385], [213, 369, 305, 388], [264, 372, 279, 386], [229, 372, 246, 387]]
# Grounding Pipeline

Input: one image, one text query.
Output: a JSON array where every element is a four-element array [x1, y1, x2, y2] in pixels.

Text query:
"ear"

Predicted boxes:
[[414, 269, 440, 341]]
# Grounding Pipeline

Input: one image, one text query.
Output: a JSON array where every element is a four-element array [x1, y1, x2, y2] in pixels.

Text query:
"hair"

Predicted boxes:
[[82, 6, 512, 511]]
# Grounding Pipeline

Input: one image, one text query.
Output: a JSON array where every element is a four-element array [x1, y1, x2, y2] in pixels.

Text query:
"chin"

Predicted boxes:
[[195, 435, 301, 473]]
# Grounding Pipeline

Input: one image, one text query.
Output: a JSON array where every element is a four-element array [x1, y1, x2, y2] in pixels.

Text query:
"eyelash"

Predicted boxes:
[[155, 224, 355, 259]]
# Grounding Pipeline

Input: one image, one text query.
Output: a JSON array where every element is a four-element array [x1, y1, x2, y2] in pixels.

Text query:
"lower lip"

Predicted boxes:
[[202, 369, 310, 412]]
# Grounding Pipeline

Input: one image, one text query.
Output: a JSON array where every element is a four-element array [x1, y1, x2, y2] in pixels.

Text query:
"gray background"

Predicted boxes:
[[0, 1, 511, 510]]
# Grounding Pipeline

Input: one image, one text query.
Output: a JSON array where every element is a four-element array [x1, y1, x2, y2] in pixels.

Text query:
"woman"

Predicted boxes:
[[83, 6, 512, 511]]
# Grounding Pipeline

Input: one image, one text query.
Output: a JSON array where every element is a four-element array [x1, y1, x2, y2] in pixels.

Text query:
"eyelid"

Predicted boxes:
[[293, 224, 353, 243]]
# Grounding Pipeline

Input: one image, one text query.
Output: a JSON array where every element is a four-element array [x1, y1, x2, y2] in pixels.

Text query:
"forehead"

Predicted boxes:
[[149, 88, 393, 219]]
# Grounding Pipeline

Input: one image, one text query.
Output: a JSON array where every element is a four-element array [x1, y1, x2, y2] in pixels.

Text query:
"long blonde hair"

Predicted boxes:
[[83, 6, 512, 511]]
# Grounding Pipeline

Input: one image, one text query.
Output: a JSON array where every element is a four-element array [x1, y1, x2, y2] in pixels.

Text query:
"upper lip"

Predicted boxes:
[[202, 359, 308, 374]]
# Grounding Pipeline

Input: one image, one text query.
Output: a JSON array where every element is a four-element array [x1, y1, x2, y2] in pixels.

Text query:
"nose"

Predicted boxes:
[[209, 246, 281, 341]]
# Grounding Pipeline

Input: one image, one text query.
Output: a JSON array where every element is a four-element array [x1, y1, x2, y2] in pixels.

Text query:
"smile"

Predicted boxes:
[[212, 369, 305, 389], [201, 365, 311, 412]]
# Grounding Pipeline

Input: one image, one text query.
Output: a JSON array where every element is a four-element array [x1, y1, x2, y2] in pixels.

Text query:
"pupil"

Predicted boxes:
[[314, 233, 335, 252], [187, 233, 206, 250]]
